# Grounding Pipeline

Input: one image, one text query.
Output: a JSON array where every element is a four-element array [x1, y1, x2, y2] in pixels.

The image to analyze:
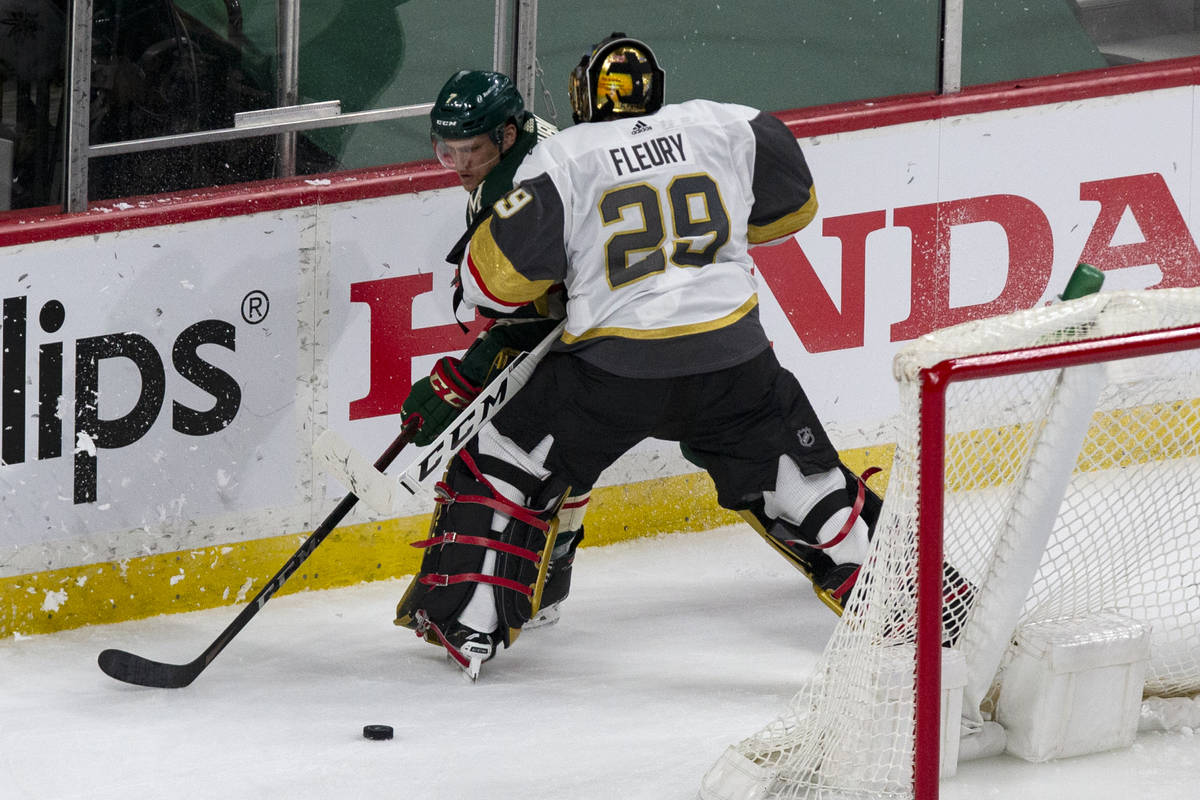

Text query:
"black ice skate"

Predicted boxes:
[[412, 611, 501, 681]]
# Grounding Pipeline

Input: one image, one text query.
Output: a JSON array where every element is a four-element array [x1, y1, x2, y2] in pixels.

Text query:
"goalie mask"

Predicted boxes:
[[569, 32, 664, 124]]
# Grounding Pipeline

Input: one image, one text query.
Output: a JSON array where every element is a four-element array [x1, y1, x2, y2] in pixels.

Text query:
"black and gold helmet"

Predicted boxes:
[[568, 32, 664, 124]]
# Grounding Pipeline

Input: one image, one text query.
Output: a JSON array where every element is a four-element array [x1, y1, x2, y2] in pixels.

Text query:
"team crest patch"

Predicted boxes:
[[797, 427, 815, 447]]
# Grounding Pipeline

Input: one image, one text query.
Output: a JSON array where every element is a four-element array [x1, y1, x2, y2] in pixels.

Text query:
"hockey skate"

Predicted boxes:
[[411, 612, 502, 681], [521, 525, 582, 630], [523, 600, 562, 629]]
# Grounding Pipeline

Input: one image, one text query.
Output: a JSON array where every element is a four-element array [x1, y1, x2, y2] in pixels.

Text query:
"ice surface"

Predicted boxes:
[[1, 527, 1195, 799]]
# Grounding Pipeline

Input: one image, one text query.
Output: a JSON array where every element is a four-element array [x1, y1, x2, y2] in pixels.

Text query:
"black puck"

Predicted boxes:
[[362, 724, 393, 741]]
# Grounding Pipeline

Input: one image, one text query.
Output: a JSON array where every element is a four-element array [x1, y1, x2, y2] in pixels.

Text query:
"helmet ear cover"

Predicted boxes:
[[569, 32, 664, 124]]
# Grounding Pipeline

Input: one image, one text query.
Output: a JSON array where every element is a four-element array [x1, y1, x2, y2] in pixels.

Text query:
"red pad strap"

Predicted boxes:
[[829, 565, 861, 601], [410, 531, 541, 564], [419, 571, 533, 597], [792, 466, 881, 552], [433, 448, 550, 531], [808, 478, 866, 551], [412, 611, 472, 671]]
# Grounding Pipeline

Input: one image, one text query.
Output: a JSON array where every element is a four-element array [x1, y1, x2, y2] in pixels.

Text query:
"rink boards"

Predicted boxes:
[[2, 60, 1199, 636]]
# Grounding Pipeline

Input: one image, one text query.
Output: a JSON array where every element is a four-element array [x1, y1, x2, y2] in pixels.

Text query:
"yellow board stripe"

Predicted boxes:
[[942, 399, 1200, 493], [0, 444, 895, 639], [19, 393, 1172, 640], [22, 394, 1193, 642]]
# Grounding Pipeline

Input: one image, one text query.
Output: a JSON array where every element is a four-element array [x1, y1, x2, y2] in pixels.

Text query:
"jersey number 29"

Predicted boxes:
[[600, 173, 730, 288]]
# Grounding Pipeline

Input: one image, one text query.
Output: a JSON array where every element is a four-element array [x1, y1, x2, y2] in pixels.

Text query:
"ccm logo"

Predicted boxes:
[[1, 296, 241, 504]]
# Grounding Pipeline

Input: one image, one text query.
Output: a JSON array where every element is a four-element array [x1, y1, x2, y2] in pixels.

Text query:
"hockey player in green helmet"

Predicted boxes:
[[429, 69, 554, 224], [396, 33, 976, 680], [396, 71, 588, 668]]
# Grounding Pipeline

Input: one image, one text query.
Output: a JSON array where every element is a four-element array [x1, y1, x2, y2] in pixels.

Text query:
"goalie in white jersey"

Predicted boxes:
[[400, 33, 895, 676]]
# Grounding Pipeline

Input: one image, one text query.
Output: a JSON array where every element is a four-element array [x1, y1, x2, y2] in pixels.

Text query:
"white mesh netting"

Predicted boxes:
[[701, 288, 1200, 800]]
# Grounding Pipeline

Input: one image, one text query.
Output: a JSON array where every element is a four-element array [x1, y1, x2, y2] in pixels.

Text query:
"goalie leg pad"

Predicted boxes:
[[536, 491, 588, 613], [748, 458, 975, 640], [394, 457, 495, 632], [492, 485, 568, 633], [538, 523, 585, 613], [395, 432, 572, 668], [394, 443, 557, 640], [751, 458, 883, 612]]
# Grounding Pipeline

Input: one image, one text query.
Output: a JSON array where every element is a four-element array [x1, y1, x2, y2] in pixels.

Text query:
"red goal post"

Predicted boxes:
[[703, 287, 1200, 800], [912, 318, 1200, 799]]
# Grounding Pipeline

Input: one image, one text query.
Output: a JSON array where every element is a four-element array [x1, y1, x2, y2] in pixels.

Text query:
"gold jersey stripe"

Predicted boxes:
[[748, 188, 818, 244], [561, 294, 759, 344], [469, 223, 556, 306]]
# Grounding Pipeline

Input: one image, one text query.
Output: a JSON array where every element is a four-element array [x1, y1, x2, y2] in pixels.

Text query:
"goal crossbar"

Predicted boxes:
[[704, 288, 1200, 800]]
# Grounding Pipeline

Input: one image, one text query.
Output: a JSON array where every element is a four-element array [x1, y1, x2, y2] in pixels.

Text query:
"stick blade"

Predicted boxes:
[[98, 648, 200, 689], [313, 429, 397, 514]]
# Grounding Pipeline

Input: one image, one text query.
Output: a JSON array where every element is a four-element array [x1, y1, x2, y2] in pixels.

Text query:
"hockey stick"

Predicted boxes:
[[316, 319, 566, 510], [97, 426, 416, 688]]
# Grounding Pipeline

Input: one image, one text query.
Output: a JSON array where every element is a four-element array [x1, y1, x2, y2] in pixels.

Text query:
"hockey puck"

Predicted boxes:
[[362, 724, 394, 741]]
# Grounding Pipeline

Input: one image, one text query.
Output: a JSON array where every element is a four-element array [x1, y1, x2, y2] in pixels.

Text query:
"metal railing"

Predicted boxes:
[[62, 0, 542, 212], [59, 0, 970, 214]]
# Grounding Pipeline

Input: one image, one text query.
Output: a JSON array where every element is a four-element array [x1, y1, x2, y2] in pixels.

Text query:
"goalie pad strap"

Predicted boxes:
[[433, 486, 546, 530], [828, 565, 861, 601], [419, 571, 533, 597], [411, 531, 542, 564], [784, 466, 879, 552], [411, 610, 474, 672], [433, 448, 550, 530]]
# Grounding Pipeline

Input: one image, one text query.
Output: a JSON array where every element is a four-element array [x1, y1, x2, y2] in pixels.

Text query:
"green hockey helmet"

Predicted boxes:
[[430, 70, 525, 144]]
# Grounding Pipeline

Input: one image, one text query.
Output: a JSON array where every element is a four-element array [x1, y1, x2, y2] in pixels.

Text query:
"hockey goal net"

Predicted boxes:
[[702, 287, 1200, 800]]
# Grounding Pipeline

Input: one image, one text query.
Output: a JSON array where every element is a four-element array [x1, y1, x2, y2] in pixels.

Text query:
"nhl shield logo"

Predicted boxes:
[[797, 427, 816, 447]]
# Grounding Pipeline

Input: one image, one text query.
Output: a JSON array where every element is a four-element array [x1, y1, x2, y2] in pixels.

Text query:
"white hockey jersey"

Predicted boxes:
[[461, 99, 817, 377]]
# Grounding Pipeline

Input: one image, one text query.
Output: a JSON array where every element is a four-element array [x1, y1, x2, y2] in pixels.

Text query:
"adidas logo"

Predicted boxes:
[[629, 120, 652, 135]]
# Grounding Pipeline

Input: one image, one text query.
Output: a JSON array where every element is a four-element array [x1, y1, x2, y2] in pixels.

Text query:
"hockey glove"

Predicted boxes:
[[400, 357, 481, 446], [458, 318, 562, 384]]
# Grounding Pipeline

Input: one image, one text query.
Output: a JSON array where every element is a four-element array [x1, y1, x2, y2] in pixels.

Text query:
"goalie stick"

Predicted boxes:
[[316, 319, 566, 510], [96, 426, 416, 688]]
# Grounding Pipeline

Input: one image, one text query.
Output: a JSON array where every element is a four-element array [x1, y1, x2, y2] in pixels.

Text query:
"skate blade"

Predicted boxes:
[[522, 604, 561, 630], [445, 650, 483, 682]]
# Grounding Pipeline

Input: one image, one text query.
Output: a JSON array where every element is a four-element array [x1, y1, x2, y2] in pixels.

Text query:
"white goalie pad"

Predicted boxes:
[[761, 459, 871, 566]]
